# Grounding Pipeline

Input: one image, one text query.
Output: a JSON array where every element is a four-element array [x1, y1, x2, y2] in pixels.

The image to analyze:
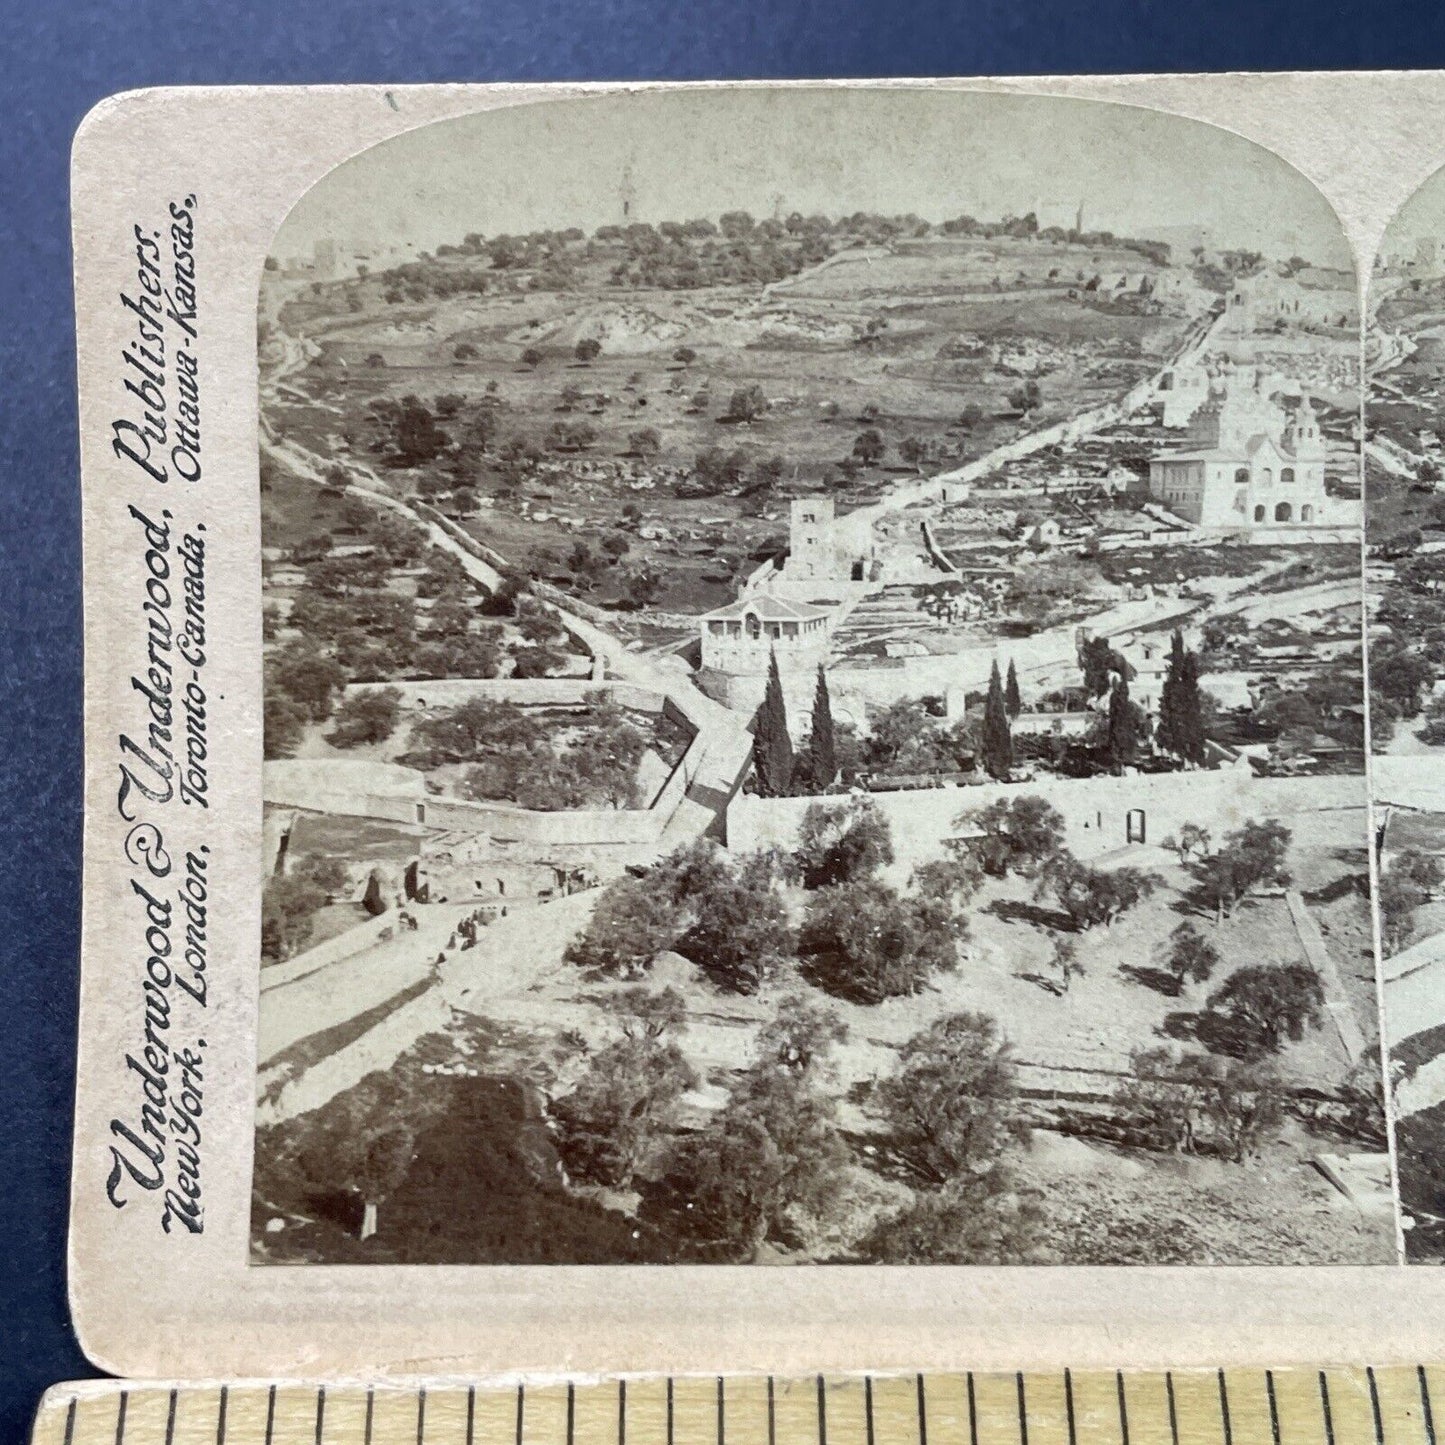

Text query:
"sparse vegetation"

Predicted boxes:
[[255, 174, 1387, 1269]]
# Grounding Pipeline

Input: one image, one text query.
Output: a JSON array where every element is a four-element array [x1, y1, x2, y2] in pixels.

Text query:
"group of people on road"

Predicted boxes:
[[428, 904, 506, 982]]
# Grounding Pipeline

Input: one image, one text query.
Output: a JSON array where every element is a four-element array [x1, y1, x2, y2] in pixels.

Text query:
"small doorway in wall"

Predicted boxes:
[[1125, 808, 1146, 844]]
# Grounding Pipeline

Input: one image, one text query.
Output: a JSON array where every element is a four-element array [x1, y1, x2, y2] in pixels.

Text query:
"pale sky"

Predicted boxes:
[[273, 88, 1353, 271], [1380, 160, 1445, 261]]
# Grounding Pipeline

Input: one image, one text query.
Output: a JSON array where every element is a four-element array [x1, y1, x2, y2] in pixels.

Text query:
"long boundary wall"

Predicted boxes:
[[345, 676, 669, 715], [729, 769, 1365, 870]]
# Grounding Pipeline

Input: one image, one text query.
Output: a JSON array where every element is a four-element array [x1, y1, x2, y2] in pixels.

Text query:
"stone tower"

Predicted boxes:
[[787, 498, 838, 581], [1283, 397, 1326, 461]]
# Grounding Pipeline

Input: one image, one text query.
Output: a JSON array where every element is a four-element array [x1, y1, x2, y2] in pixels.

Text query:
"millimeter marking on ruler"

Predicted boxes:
[[30, 1369, 1445, 1445]]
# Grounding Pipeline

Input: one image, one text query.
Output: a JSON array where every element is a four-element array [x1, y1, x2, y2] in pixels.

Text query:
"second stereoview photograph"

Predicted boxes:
[[1368, 163, 1445, 1264], [248, 88, 1394, 1268]]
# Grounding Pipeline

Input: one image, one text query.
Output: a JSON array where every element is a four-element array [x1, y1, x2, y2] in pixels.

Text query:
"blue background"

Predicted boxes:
[[6, 1, 1445, 1440]]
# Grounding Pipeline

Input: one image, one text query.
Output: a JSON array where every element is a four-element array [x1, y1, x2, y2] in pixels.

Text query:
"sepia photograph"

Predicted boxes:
[[1367, 163, 1445, 762], [1368, 165, 1445, 1262], [248, 88, 1392, 1267], [1374, 758, 1445, 1261]]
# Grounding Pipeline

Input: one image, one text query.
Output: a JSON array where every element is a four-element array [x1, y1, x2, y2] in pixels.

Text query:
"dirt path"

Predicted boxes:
[[836, 301, 1226, 549], [1285, 888, 1367, 1065], [266, 435, 506, 593], [257, 901, 480, 1066], [1212, 576, 1361, 624], [260, 349, 755, 830], [757, 244, 893, 301]]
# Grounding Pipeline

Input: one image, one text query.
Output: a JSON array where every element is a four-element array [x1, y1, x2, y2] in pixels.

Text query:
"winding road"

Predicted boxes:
[[260, 319, 753, 828], [252, 276, 1323, 1114]]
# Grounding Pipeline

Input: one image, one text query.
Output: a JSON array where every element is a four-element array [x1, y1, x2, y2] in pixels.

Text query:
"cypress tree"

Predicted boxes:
[[1156, 629, 1185, 758], [982, 659, 1014, 781], [806, 663, 838, 790], [1106, 673, 1139, 773], [752, 648, 795, 797], [1179, 648, 1208, 764], [1004, 659, 1022, 719], [1156, 628, 1207, 766]]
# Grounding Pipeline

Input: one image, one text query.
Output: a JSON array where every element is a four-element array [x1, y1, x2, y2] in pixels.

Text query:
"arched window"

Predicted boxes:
[[745, 612, 761, 639], [1234, 468, 1250, 486], [1253, 505, 1266, 522], [1281, 467, 1295, 485], [1301, 504, 1315, 522], [1275, 502, 1292, 522], [1261, 468, 1273, 487]]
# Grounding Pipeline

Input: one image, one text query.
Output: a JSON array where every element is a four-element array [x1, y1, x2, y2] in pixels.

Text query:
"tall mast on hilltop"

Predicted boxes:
[[619, 162, 637, 222]]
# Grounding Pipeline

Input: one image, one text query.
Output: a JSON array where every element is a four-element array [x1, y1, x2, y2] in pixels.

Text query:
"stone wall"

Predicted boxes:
[[728, 768, 1363, 875], [345, 677, 667, 714]]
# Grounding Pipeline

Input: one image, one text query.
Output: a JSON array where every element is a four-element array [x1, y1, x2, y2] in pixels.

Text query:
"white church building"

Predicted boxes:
[[1147, 367, 1340, 529]]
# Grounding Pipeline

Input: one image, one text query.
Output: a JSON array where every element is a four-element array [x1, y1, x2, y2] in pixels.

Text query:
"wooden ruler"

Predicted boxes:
[[27, 1370, 1445, 1445]]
